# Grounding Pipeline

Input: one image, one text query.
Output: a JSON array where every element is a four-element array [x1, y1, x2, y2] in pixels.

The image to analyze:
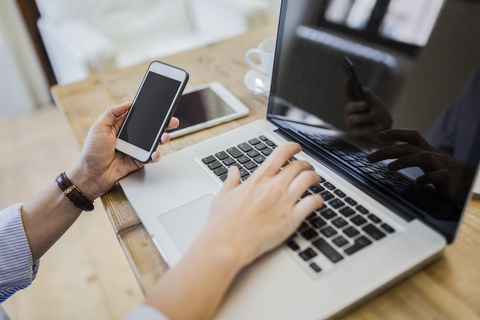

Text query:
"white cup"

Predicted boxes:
[[245, 36, 276, 77]]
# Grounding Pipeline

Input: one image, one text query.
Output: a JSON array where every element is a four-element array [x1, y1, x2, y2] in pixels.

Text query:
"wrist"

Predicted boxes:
[[66, 163, 103, 201], [192, 231, 246, 274]]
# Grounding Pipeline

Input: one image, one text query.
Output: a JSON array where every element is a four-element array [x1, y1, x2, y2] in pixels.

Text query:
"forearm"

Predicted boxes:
[[21, 181, 83, 263], [145, 233, 244, 320]]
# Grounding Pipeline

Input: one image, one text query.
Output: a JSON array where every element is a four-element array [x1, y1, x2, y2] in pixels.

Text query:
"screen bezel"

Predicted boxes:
[[116, 61, 188, 163]]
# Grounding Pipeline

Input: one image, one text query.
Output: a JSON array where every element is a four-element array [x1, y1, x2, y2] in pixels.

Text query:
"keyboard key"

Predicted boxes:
[[334, 189, 346, 198], [362, 224, 386, 240], [237, 143, 253, 152], [328, 198, 345, 209], [339, 207, 355, 217], [219, 173, 228, 182], [258, 135, 268, 141], [320, 191, 334, 201], [255, 143, 268, 150], [299, 248, 317, 261], [343, 226, 359, 238], [311, 217, 327, 228], [213, 167, 228, 176], [297, 221, 309, 232], [301, 228, 319, 240], [332, 236, 349, 247], [320, 208, 337, 219], [237, 155, 250, 164], [244, 161, 258, 170], [320, 226, 337, 238], [247, 150, 260, 157], [248, 138, 261, 145], [241, 174, 251, 181], [229, 163, 243, 169], [300, 191, 311, 199], [265, 140, 276, 147], [286, 240, 300, 251], [262, 148, 273, 156], [356, 205, 369, 214], [351, 215, 368, 226], [309, 262, 322, 273], [239, 169, 250, 177], [344, 197, 357, 206], [344, 236, 372, 255], [306, 212, 317, 220], [312, 238, 344, 263], [381, 223, 396, 233], [227, 147, 243, 158], [332, 217, 348, 228], [324, 182, 336, 190], [309, 185, 325, 193], [223, 157, 236, 166], [208, 160, 222, 170], [253, 155, 266, 163], [215, 151, 229, 160], [368, 214, 382, 224], [202, 155, 216, 164]]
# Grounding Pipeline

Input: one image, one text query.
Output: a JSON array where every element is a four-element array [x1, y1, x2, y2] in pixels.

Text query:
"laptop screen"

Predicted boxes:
[[267, 0, 480, 243]]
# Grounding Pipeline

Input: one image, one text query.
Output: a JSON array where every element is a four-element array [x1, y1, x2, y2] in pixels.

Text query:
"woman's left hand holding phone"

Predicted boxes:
[[66, 102, 179, 201]]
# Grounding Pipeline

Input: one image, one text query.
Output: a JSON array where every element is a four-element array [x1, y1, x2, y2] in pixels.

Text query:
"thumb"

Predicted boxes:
[[97, 102, 131, 129], [218, 166, 241, 196]]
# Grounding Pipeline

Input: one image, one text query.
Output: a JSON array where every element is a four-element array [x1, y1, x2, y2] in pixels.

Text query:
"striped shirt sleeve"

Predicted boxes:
[[0, 204, 39, 303]]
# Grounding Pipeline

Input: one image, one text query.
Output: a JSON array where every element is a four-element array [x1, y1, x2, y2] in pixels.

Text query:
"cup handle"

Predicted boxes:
[[245, 49, 268, 75]]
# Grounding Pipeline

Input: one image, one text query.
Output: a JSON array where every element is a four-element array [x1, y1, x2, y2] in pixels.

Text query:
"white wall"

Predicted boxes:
[[0, 0, 51, 121]]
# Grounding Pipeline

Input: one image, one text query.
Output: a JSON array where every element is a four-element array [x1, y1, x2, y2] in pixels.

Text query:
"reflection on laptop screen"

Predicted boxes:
[[268, 0, 480, 242]]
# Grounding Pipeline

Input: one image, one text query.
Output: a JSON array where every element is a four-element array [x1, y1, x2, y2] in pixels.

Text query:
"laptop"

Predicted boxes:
[[120, 0, 480, 318]]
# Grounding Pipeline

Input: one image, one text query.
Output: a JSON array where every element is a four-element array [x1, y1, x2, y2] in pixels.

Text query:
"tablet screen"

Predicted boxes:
[[169, 87, 235, 133]]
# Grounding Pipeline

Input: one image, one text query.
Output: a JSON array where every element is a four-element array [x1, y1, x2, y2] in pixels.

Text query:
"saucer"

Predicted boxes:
[[244, 69, 271, 95]]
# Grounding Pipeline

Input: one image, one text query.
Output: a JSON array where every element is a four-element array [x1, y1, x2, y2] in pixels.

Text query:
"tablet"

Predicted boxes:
[[168, 82, 249, 138]]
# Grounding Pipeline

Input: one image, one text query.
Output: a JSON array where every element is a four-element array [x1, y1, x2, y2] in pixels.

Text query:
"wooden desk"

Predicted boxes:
[[52, 25, 480, 319]]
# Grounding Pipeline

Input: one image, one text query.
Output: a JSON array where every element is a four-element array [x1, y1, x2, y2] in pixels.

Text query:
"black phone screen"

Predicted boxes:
[[168, 87, 235, 133], [119, 72, 181, 151]]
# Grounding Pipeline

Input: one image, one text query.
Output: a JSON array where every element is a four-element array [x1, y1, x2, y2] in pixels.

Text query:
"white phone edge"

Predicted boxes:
[[116, 61, 188, 163], [169, 81, 250, 139]]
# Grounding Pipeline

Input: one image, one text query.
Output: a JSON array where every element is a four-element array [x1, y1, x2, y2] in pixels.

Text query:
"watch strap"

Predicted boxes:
[[55, 172, 94, 212]]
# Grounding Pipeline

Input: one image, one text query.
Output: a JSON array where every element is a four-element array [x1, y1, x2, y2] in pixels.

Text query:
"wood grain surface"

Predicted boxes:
[[51, 25, 480, 319]]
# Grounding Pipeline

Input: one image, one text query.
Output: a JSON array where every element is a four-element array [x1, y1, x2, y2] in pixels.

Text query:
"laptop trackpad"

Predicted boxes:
[[157, 194, 215, 257]]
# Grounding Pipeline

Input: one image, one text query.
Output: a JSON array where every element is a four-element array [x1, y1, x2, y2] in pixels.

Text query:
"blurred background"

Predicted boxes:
[[0, 0, 282, 121]]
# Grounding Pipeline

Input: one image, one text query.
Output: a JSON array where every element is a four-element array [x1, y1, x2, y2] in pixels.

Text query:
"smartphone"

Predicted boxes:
[[168, 82, 249, 139], [116, 61, 189, 163], [343, 56, 367, 102]]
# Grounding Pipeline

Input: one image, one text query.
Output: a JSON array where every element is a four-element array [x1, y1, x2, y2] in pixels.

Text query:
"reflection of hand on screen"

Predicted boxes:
[[367, 129, 476, 202], [343, 80, 393, 143]]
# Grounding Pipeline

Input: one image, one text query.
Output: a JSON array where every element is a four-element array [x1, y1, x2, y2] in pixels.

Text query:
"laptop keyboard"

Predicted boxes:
[[201, 135, 396, 275]]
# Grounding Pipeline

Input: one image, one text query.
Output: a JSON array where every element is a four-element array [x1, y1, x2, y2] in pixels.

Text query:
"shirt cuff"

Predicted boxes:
[[123, 304, 170, 320], [0, 204, 40, 303]]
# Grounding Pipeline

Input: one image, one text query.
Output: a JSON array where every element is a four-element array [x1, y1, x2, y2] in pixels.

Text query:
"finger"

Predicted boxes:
[[346, 111, 376, 127], [387, 152, 443, 172], [166, 117, 179, 130], [160, 132, 171, 145], [291, 194, 323, 229], [288, 170, 321, 200], [150, 151, 161, 163], [98, 102, 131, 127], [278, 160, 314, 183], [345, 101, 369, 115], [367, 143, 424, 163], [257, 142, 301, 176], [377, 129, 431, 149], [217, 166, 241, 196]]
